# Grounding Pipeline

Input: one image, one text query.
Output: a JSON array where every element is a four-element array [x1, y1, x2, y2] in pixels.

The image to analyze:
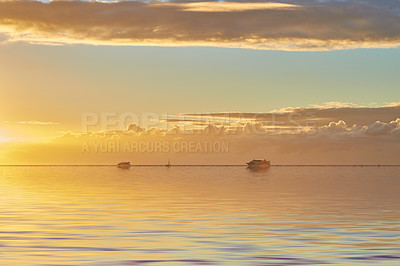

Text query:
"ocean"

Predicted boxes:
[[0, 166, 399, 265]]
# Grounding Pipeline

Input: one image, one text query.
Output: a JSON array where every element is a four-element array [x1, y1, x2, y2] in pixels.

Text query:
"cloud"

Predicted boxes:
[[127, 123, 144, 133], [364, 118, 400, 136], [17, 121, 60, 125], [184, 102, 400, 129], [153, 2, 299, 13], [313, 118, 400, 137], [3, 117, 400, 165], [2, 120, 60, 125], [2, 103, 400, 164], [0, 0, 400, 50], [319, 120, 350, 134]]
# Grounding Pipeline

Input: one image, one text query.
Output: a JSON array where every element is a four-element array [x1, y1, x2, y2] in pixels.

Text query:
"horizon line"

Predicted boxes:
[[0, 164, 399, 167]]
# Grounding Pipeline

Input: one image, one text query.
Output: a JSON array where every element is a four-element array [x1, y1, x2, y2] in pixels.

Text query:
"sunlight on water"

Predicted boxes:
[[0, 166, 399, 265]]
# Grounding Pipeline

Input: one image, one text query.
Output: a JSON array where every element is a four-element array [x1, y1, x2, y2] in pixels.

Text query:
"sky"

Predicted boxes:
[[0, 0, 399, 164]]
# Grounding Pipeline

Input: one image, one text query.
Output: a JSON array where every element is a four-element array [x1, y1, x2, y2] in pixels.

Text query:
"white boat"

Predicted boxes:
[[117, 162, 131, 169], [247, 159, 270, 169]]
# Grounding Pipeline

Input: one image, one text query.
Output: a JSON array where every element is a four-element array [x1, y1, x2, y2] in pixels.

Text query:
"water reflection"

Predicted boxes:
[[0, 166, 399, 265], [247, 168, 270, 174]]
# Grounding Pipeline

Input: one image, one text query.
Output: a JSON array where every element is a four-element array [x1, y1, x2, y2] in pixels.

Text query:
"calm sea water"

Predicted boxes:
[[0, 166, 399, 265]]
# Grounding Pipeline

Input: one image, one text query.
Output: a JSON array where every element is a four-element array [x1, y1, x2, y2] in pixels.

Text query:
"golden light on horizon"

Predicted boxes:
[[0, 132, 7, 142]]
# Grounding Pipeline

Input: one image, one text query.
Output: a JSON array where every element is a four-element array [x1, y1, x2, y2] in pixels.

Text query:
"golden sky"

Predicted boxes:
[[0, 1, 399, 164]]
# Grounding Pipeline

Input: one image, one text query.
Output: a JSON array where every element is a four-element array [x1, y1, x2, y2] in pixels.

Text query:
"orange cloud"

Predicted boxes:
[[1, 103, 400, 165]]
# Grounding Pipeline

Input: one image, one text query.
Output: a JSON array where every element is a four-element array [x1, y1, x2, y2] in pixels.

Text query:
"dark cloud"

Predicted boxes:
[[0, 0, 399, 50], [184, 103, 400, 127]]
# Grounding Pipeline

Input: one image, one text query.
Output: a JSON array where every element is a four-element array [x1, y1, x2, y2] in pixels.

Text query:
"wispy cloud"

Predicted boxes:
[[56, 103, 400, 138], [0, 0, 399, 50], [182, 102, 400, 128], [152, 2, 299, 12], [16, 121, 60, 125]]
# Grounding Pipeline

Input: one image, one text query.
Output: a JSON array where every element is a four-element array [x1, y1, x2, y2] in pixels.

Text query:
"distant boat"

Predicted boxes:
[[117, 162, 131, 169], [166, 159, 171, 168], [247, 159, 270, 170]]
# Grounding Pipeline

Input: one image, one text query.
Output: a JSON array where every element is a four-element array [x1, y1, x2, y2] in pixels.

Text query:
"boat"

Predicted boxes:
[[166, 159, 171, 168], [117, 162, 131, 169], [247, 159, 270, 169]]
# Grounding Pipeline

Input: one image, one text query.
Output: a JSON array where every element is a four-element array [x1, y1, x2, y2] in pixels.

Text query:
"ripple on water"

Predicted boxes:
[[0, 166, 399, 265]]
